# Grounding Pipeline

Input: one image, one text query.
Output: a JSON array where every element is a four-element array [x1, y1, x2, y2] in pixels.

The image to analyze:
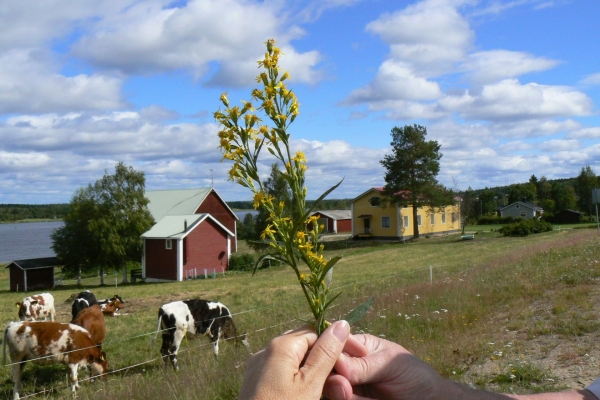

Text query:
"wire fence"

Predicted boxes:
[[1, 237, 562, 398]]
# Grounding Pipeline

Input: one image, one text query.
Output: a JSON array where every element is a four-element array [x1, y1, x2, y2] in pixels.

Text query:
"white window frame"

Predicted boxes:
[[403, 215, 409, 227], [382, 216, 391, 228], [451, 212, 457, 223], [430, 214, 435, 225], [520, 211, 527, 218], [165, 239, 172, 249], [441, 212, 446, 224], [417, 215, 422, 226]]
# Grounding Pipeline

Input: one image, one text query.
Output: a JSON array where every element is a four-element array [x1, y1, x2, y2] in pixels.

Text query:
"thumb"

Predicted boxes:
[[300, 320, 350, 384]]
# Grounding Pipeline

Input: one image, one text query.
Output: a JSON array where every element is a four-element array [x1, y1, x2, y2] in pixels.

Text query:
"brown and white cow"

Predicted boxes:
[[3, 321, 108, 400], [71, 304, 106, 348], [16, 293, 56, 322], [151, 299, 249, 370], [100, 298, 124, 317]]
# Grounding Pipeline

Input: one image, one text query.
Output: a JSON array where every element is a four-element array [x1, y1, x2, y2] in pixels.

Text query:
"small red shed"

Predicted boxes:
[[5, 257, 60, 292], [309, 210, 352, 233]]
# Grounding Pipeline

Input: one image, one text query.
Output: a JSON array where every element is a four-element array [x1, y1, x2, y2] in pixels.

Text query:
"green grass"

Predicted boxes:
[[1, 229, 599, 399]]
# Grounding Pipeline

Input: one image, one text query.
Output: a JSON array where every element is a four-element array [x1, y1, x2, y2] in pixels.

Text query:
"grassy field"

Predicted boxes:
[[1, 228, 600, 399]]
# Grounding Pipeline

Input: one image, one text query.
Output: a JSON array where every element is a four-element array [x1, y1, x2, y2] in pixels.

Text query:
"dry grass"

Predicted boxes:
[[0, 228, 599, 399]]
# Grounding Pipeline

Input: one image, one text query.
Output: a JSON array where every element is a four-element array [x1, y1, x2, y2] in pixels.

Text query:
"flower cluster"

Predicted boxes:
[[215, 39, 341, 335]]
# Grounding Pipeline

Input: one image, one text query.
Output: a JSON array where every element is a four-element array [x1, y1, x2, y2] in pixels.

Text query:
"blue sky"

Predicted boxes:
[[1, 0, 599, 204]]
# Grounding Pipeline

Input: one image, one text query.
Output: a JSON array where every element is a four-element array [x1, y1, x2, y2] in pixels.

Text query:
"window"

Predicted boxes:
[[382, 216, 391, 228], [520, 211, 527, 217], [417, 215, 422, 226], [403, 204, 408, 208], [451, 212, 457, 223], [430, 214, 435, 225], [403, 215, 409, 227], [165, 239, 172, 249], [369, 196, 380, 206], [441, 212, 446, 224]]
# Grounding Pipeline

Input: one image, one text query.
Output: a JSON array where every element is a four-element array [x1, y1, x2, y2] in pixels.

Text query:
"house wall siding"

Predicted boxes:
[[196, 191, 237, 251], [183, 219, 228, 277], [145, 239, 178, 281], [351, 189, 460, 239]]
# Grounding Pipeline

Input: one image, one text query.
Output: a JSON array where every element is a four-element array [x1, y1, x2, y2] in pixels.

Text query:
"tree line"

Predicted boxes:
[[0, 204, 69, 222]]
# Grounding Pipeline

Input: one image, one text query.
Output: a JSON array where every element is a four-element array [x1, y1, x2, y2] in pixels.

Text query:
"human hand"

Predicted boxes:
[[324, 334, 445, 400], [239, 320, 367, 400]]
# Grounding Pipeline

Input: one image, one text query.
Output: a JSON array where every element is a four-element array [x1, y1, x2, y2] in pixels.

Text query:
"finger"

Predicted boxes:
[[343, 334, 369, 358], [324, 374, 371, 400], [300, 320, 349, 384]]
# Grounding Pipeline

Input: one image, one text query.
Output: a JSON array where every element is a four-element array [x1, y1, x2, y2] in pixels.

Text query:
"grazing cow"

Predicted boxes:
[[3, 321, 108, 400], [100, 299, 124, 317], [71, 304, 106, 348], [16, 293, 55, 322], [71, 290, 97, 319], [152, 299, 249, 370]]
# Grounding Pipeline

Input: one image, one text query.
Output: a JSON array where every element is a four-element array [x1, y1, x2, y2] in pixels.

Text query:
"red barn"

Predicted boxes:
[[141, 188, 238, 282], [309, 210, 352, 233]]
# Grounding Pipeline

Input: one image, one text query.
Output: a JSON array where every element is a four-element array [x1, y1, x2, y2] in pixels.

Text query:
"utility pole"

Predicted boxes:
[[210, 169, 214, 188]]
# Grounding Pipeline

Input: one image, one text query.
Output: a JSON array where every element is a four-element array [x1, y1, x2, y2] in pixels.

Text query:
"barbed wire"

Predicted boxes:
[[1, 239, 551, 398]]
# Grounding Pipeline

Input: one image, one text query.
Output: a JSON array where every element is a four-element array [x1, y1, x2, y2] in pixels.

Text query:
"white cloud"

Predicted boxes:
[[366, 0, 474, 73], [538, 139, 580, 152], [580, 72, 600, 86], [72, 0, 322, 86], [0, 49, 125, 114], [440, 79, 593, 121], [566, 127, 600, 139], [463, 50, 559, 84], [343, 60, 442, 105]]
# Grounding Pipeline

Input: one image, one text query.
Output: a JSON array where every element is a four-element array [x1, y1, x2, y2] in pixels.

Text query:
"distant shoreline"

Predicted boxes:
[[0, 219, 63, 224]]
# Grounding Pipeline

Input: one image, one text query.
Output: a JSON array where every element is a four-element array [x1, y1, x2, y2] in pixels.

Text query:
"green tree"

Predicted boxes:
[[52, 162, 154, 285], [552, 181, 577, 212], [380, 124, 453, 239], [51, 190, 101, 285], [575, 165, 598, 215], [250, 163, 292, 248], [507, 183, 536, 204]]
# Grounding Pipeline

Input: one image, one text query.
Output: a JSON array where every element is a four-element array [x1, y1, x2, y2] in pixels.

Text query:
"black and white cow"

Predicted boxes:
[[152, 299, 249, 370], [3, 321, 108, 400], [71, 290, 98, 319]]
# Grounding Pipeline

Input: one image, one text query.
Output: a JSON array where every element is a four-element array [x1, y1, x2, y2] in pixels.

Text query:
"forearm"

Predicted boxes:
[[442, 380, 597, 400]]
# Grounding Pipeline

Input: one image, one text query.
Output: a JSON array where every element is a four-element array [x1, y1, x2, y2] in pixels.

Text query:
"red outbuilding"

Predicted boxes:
[[309, 210, 352, 233], [5, 257, 60, 292], [141, 188, 238, 282]]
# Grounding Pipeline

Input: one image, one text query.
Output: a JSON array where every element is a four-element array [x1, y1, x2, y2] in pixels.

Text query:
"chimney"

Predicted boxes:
[[184, 219, 188, 231]]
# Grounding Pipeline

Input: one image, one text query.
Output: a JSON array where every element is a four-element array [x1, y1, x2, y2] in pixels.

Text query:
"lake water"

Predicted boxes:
[[0, 211, 258, 263], [0, 221, 64, 263]]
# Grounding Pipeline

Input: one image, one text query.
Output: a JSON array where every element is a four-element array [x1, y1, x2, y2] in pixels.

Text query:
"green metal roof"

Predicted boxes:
[[141, 214, 204, 239], [141, 213, 235, 239], [145, 188, 212, 221]]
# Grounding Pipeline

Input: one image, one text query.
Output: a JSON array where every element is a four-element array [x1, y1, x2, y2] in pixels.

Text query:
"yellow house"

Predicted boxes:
[[349, 187, 461, 240]]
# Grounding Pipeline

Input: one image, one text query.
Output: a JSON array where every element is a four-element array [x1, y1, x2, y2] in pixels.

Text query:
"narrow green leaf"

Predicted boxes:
[[345, 297, 374, 326], [318, 255, 342, 284]]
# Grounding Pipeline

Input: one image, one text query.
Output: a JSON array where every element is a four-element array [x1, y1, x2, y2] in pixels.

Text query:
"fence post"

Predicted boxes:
[[430, 265, 433, 284], [213, 269, 216, 279], [204, 269, 207, 279]]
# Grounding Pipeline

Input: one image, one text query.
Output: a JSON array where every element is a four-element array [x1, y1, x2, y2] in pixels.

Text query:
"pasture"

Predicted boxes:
[[1, 228, 599, 399]]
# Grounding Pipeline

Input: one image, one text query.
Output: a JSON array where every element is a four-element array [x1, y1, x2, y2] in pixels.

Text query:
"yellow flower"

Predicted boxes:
[[253, 192, 265, 209], [260, 224, 275, 239], [293, 151, 306, 163], [281, 72, 290, 81], [220, 93, 229, 107]]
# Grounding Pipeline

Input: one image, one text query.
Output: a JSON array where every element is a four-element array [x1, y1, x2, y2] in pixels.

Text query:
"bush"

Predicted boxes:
[[228, 253, 255, 271], [477, 215, 517, 225], [499, 219, 553, 237]]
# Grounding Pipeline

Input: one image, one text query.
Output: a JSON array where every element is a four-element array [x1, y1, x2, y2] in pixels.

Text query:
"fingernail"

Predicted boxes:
[[329, 383, 347, 400], [332, 320, 350, 342]]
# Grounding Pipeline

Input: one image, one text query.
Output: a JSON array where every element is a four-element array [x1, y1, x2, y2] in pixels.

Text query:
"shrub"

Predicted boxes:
[[499, 219, 553, 237], [228, 253, 255, 271], [477, 215, 517, 225]]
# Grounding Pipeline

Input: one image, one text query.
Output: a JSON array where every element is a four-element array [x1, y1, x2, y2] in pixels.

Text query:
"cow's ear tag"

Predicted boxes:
[[15, 303, 20, 308]]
